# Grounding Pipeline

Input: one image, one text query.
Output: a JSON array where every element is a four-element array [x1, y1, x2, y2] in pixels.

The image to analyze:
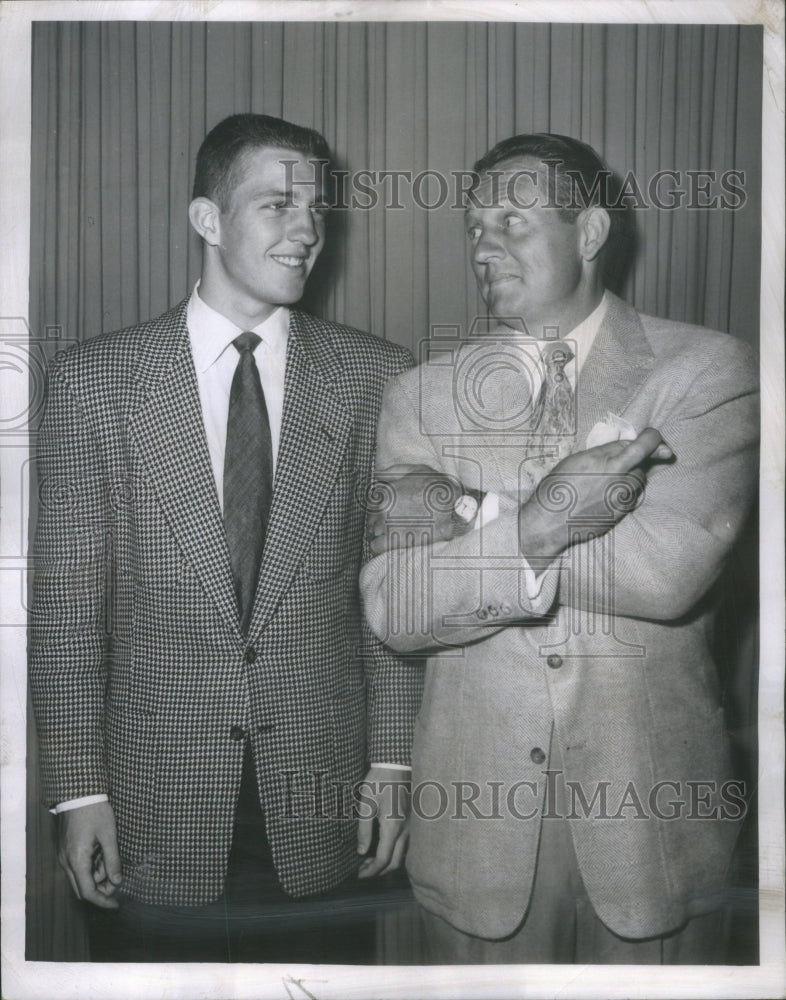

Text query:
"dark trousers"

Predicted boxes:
[[87, 746, 389, 963]]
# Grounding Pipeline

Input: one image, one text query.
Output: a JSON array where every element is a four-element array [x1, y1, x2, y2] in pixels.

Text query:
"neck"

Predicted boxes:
[[525, 275, 606, 339], [198, 271, 277, 330]]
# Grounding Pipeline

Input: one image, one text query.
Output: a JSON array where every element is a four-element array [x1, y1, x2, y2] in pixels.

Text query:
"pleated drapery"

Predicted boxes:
[[31, 21, 761, 356], [27, 20, 762, 962]]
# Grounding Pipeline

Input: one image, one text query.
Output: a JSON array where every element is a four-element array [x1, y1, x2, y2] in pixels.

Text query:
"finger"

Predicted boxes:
[[369, 535, 390, 556], [101, 831, 123, 889], [651, 442, 675, 461], [71, 851, 119, 909], [378, 826, 409, 876], [608, 428, 668, 472], [358, 854, 387, 878], [356, 817, 373, 856], [358, 822, 398, 879]]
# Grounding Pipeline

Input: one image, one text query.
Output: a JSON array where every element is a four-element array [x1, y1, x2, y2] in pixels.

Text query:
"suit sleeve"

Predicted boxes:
[[359, 372, 559, 654], [555, 341, 759, 619], [358, 347, 426, 765], [29, 354, 110, 807]]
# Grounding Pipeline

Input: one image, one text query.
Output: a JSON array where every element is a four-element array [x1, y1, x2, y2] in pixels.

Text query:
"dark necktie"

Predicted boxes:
[[223, 332, 274, 634]]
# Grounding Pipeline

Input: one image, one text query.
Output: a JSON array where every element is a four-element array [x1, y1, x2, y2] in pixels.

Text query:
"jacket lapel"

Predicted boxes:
[[574, 293, 657, 448], [127, 301, 242, 640], [248, 310, 352, 638]]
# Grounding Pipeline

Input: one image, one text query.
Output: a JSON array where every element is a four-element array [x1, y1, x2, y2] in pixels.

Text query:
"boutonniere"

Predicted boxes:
[[585, 412, 638, 449]]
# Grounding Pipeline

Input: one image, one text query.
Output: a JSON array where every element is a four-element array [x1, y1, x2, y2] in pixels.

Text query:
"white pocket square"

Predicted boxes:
[[586, 412, 638, 449]]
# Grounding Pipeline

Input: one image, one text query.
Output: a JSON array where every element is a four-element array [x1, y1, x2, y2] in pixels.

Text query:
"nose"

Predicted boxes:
[[472, 229, 503, 265], [287, 206, 322, 246]]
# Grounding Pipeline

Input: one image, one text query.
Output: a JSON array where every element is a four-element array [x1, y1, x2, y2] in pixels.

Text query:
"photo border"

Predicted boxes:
[[1, 2, 783, 998]]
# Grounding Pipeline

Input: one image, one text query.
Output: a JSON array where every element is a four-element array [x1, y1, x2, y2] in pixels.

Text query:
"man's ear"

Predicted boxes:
[[188, 197, 221, 246], [577, 207, 611, 262]]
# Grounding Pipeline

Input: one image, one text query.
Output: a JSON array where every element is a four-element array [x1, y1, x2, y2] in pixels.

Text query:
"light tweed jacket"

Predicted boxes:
[[30, 299, 423, 906], [361, 293, 759, 940]]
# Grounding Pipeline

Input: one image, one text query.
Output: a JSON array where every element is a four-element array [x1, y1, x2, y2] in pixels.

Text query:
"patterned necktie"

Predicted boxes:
[[524, 340, 576, 479], [223, 332, 274, 634], [537, 340, 575, 437]]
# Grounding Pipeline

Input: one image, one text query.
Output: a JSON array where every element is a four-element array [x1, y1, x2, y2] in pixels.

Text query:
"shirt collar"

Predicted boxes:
[[561, 291, 608, 374], [187, 282, 290, 374]]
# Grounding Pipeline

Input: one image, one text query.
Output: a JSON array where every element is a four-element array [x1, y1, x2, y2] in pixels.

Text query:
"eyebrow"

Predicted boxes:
[[249, 188, 290, 200], [248, 188, 325, 203]]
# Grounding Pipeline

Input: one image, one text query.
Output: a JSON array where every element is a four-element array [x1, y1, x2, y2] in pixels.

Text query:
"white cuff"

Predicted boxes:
[[520, 558, 550, 601], [369, 762, 412, 771], [474, 492, 500, 529], [51, 793, 109, 815]]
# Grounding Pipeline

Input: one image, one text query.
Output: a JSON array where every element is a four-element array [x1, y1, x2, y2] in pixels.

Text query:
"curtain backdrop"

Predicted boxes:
[[27, 20, 762, 962]]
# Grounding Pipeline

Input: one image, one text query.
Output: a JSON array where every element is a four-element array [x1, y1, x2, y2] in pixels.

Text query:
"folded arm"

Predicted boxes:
[[360, 347, 758, 651], [552, 352, 759, 620]]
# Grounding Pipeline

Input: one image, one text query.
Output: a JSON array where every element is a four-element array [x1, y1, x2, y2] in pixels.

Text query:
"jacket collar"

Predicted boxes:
[[128, 300, 353, 643]]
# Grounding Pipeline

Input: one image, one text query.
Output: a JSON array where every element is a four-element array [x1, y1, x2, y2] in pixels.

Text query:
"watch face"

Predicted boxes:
[[453, 494, 480, 524]]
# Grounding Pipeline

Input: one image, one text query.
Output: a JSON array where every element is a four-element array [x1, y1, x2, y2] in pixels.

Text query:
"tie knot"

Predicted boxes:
[[542, 340, 574, 371], [233, 331, 261, 354]]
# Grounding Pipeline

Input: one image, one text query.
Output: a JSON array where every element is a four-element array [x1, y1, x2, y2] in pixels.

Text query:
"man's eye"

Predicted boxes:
[[503, 215, 524, 229], [466, 226, 481, 241]]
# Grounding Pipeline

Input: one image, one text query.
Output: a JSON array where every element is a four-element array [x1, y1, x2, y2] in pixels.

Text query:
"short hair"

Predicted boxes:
[[192, 113, 331, 210], [473, 133, 635, 291]]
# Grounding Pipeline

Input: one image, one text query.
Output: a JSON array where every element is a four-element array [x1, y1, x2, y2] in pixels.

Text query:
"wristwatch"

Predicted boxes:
[[452, 487, 485, 525]]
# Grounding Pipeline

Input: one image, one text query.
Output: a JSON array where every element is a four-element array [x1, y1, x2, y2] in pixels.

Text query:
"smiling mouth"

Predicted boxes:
[[488, 273, 519, 285], [271, 254, 308, 269]]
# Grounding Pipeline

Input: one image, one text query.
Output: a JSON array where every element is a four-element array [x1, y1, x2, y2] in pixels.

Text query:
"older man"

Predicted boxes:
[[361, 133, 758, 963]]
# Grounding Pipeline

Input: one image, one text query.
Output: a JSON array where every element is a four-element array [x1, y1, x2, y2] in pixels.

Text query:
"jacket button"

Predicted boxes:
[[477, 608, 488, 620], [530, 747, 546, 764], [500, 603, 512, 615], [229, 725, 245, 742], [487, 605, 499, 617], [245, 646, 257, 663], [546, 655, 563, 669]]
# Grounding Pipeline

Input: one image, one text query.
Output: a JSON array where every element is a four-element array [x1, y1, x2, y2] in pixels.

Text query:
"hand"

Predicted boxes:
[[520, 428, 673, 560], [357, 766, 411, 878], [57, 801, 122, 909], [367, 468, 473, 557]]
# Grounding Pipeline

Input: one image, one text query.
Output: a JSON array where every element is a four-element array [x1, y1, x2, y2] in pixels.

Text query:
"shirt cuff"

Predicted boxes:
[[520, 559, 550, 601], [474, 492, 500, 529], [369, 762, 412, 771], [51, 793, 109, 815]]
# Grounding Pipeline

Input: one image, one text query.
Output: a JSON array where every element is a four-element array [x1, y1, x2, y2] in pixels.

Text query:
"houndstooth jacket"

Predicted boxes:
[[29, 299, 423, 906]]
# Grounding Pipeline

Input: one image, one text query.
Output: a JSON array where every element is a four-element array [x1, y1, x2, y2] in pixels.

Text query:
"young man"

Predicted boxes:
[[30, 113, 422, 963], [361, 133, 759, 964]]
